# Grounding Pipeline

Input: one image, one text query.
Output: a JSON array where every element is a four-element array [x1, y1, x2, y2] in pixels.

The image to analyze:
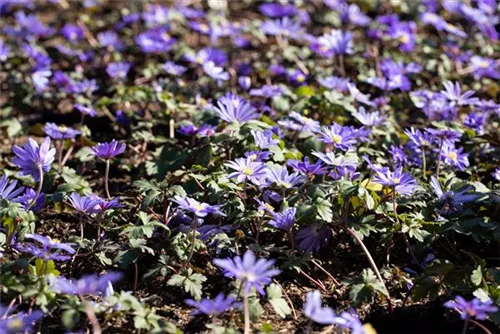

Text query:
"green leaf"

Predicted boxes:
[[167, 269, 207, 300], [266, 284, 291, 318], [62, 309, 80, 329], [315, 197, 332, 222]]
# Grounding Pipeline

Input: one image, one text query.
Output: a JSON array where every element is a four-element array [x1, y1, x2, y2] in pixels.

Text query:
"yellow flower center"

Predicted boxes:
[[59, 125, 68, 132], [264, 203, 274, 211], [399, 34, 410, 44], [8, 319, 23, 330], [193, 203, 205, 212], [242, 166, 254, 176], [232, 99, 240, 108], [200, 24, 209, 33], [331, 134, 342, 144], [248, 154, 258, 160], [391, 177, 401, 184], [297, 75, 305, 82], [480, 61, 489, 68], [448, 152, 457, 160]]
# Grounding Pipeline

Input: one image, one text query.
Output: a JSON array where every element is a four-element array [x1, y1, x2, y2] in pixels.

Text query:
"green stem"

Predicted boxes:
[[104, 159, 111, 199], [421, 147, 426, 178], [243, 285, 250, 334], [435, 140, 444, 179], [26, 165, 44, 211]]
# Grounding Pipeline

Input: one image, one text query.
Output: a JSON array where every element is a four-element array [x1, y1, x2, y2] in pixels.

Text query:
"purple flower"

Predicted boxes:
[[225, 158, 268, 186], [469, 56, 500, 80], [50, 272, 122, 295], [311, 30, 353, 57], [0, 40, 11, 62], [373, 167, 418, 196], [421, 13, 466, 38], [44, 123, 81, 139], [203, 61, 230, 82], [440, 81, 478, 107], [353, 107, 386, 127], [259, 3, 297, 18], [163, 61, 187, 76], [303, 290, 342, 325], [316, 123, 357, 151], [32, 68, 51, 93], [213, 250, 280, 295], [0, 309, 43, 334], [14, 188, 45, 211], [238, 76, 251, 90], [287, 157, 327, 176], [440, 144, 469, 171], [212, 93, 258, 124], [338, 3, 370, 26], [464, 112, 487, 134], [288, 69, 307, 86], [97, 31, 123, 50], [318, 76, 351, 92], [425, 128, 461, 144], [12, 137, 55, 181], [245, 150, 271, 162], [405, 128, 433, 148], [0, 174, 24, 201], [430, 176, 477, 214], [266, 165, 305, 188], [250, 84, 285, 98], [347, 84, 375, 106], [185, 294, 240, 316], [185, 48, 227, 66], [269, 207, 296, 231], [296, 223, 331, 253], [135, 28, 176, 53], [251, 129, 279, 149], [106, 62, 131, 80], [61, 24, 84, 42], [74, 103, 97, 117], [172, 196, 225, 218], [444, 296, 498, 320], [261, 17, 304, 39], [67, 193, 100, 215], [389, 145, 409, 167], [92, 140, 126, 159], [278, 111, 321, 135], [17, 233, 75, 261], [493, 168, 500, 182], [88, 194, 124, 212]]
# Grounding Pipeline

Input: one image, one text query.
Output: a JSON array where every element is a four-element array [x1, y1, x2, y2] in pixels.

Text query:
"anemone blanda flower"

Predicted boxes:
[[373, 167, 418, 196], [185, 294, 240, 316], [404, 128, 433, 147], [203, 61, 230, 82], [16, 233, 75, 261], [317, 76, 351, 92], [287, 157, 327, 176], [265, 165, 305, 188], [74, 103, 97, 117], [12, 137, 55, 181], [440, 144, 469, 171], [296, 223, 331, 253], [251, 129, 279, 149], [425, 128, 461, 144], [303, 290, 338, 324], [213, 250, 280, 295], [0, 174, 25, 201], [312, 151, 359, 169], [212, 93, 258, 124], [440, 81, 478, 107], [44, 123, 81, 140], [88, 194, 124, 212], [353, 107, 386, 127], [269, 207, 296, 231], [106, 62, 131, 80], [430, 176, 477, 214], [444, 296, 498, 320], [225, 158, 268, 186], [311, 30, 353, 57], [50, 272, 122, 295], [67, 192, 100, 215], [172, 195, 225, 218], [32, 68, 51, 93], [92, 139, 126, 159], [0, 309, 43, 334]]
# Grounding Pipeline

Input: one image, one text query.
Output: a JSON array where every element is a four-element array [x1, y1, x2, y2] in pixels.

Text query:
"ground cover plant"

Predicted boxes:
[[0, 0, 500, 333]]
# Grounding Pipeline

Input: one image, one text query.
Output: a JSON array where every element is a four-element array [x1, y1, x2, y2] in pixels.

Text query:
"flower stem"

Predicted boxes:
[[435, 140, 444, 179], [80, 296, 102, 334], [104, 159, 111, 199], [421, 147, 426, 178], [56, 140, 63, 171], [243, 286, 250, 334], [462, 318, 469, 334], [26, 165, 44, 211]]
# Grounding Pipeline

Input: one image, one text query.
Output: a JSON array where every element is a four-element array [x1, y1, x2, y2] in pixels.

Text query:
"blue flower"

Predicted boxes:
[[16, 233, 75, 261], [12, 137, 55, 181], [444, 296, 498, 320], [296, 224, 331, 253], [203, 61, 230, 82], [172, 196, 225, 218], [185, 294, 240, 316], [0, 174, 25, 201], [213, 250, 280, 295], [225, 158, 268, 186], [0, 309, 43, 334], [269, 207, 296, 231], [265, 165, 305, 188], [251, 129, 279, 149], [212, 93, 258, 124], [32, 68, 51, 93], [373, 167, 418, 196], [440, 81, 478, 107], [50, 272, 122, 295]]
